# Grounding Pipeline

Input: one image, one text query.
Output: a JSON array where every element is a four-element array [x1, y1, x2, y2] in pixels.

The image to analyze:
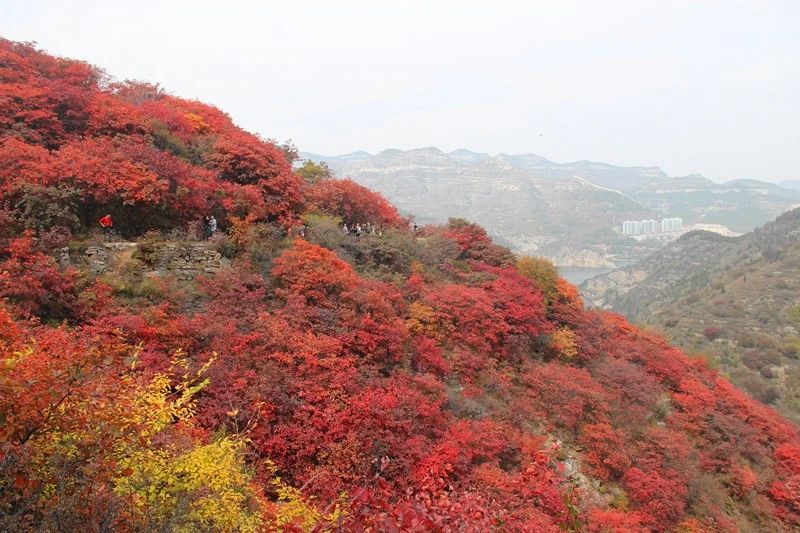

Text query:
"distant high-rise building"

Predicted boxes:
[[622, 220, 643, 236], [623, 217, 682, 235], [661, 217, 683, 232]]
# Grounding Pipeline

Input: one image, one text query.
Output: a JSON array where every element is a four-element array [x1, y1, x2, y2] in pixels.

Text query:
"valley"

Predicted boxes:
[[582, 209, 800, 422], [304, 148, 800, 268]]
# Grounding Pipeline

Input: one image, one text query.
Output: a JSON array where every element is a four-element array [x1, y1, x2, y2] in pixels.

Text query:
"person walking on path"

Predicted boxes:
[[99, 214, 113, 240], [208, 215, 217, 235]]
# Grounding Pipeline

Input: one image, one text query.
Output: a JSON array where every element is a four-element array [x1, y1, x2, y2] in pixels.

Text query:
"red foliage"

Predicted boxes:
[[587, 508, 645, 533], [54, 137, 168, 205], [307, 178, 405, 227], [579, 422, 630, 481], [0, 38, 307, 234], [622, 467, 688, 531], [703, 325, 722, 341], [3, 38, 800, 533], [770, 444, 800, 525], [271, 239, 359, 308], [412, 267, 548, 365], [206, 131, 303, 224], [521, 362, 609, 435], [0, 232, 78, 319], [442, 219, 514, 266], [0, 137, 56, 195]]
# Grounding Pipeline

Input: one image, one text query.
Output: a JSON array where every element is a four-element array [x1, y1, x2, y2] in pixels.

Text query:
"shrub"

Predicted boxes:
[[307, 178, 405, 227], [517, 256, 559, 304], [11, 183, 82, 231], [788, 304, 800, 329], [702, 326, 722, 341]]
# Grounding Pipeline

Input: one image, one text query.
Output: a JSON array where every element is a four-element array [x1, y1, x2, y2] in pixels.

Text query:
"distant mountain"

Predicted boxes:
[[448, 148, 490, 165], [627, 176, 800, 233], [781, 179, 800, 190], [303, 147, 653, 266], [301, 148, 800, 264], [303, 148, 668, 190], [582, 208, 800, 420], [8, 39, 800, 532]]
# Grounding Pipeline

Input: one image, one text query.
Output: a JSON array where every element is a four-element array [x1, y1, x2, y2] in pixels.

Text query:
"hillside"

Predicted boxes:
[[3, 39, 800, 532], [582, 209, 800, 421], [304, 149, 800, 264], [305, 148, 656, 266]]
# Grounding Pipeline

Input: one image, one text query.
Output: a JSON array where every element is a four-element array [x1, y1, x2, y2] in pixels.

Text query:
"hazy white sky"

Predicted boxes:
[[1, 0, 798, 181]]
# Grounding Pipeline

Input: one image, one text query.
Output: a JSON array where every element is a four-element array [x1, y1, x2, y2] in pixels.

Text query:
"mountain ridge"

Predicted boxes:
[[302, 147, 800, 264], [3, 38, 800, 532], [581, 208, 800, 420]]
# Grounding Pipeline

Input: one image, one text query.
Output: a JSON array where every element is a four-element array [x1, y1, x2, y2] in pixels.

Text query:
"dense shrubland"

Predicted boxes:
[[2, 39, 800, 531]]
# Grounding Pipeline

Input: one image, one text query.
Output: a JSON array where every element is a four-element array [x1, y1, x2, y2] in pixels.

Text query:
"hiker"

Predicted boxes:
[[99, 214, 113, 240], [202, 216, 212, 239], [208, 215, 217, 235], [342, 223, 349, 235], [355, 223, 363, 238], [299, 224, 306, 238], [413, 223, 418, 234], [370, 223, 376, 235]]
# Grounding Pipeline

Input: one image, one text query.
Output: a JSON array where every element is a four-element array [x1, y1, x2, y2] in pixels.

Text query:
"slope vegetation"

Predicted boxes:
[[2, 39, 800, 532], [583, 209, 800, 422]]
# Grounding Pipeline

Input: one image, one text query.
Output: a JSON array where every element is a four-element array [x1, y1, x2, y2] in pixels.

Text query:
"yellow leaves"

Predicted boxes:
[[115, 437, 263, 533], [7, 336, 336, 532], [516, 256, 559, 304], [264, 460, 345, 532], [184, 112, 209, 133], [124, 351, 215, 439], [551, 327, 578, 359], [408, 301, 447, 340], [3, 342, 32, 369]]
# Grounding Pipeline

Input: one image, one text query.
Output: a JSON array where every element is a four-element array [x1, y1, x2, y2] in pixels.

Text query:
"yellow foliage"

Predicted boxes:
[[18, 348, 269, 532], [264, 460, 346, 532], [551, 327, 578, 359], [407, 301, 446, 340], [516, 256, 559, 304], [115, 438, 263, 533], [11, 339, 340, 532], [184, 112, 209, 132]]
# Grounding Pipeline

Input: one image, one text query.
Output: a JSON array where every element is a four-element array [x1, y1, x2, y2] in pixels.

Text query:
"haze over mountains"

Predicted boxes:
[[6, 37, 800, 532], [582, 208, 800, 423], [304, 148, 800, 266]]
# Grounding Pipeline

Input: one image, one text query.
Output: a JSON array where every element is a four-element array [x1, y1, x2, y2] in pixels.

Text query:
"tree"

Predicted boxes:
[[443, 218, 514, 267], [0, 231, 78, 320], [517, 256, 560, 304], [271, 239, 359, 308], [307, 178, 405, 227], [297, 159, 333, 185]]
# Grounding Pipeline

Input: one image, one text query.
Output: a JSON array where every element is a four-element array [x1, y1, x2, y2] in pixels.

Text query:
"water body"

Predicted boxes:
[[558, 266, 615, 286]]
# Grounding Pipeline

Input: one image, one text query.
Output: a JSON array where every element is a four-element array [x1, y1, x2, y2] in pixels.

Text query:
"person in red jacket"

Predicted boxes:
[[99, 214, 113, 240]]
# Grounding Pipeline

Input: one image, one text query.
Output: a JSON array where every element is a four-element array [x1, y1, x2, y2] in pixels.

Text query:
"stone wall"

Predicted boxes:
[[81, 241, 225, 280], [147, 242, 225, 280]]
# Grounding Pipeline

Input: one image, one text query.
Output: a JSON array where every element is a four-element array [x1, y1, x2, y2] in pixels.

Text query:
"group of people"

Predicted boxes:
[[96, 213, 401, 243], [343, 222, 381, 238], [288, 224, 307, 238]]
